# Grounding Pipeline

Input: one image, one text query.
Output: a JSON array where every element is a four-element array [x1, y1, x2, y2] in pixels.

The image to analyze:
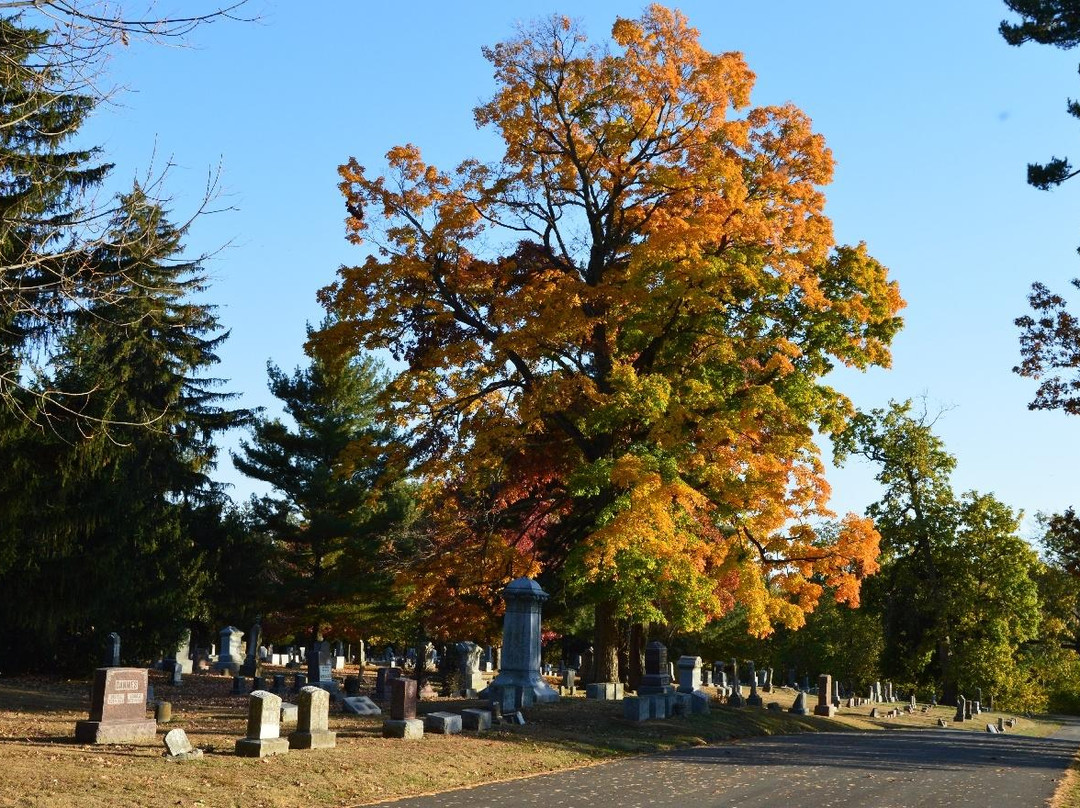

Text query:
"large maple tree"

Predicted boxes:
[[315, 6, 903, 677]]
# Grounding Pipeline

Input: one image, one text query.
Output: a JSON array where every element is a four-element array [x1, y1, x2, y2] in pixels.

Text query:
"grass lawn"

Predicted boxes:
[[0, 668, 1060, 808]]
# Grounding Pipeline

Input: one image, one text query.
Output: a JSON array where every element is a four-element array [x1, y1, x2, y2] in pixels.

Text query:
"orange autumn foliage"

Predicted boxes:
[[314, 6, 903, 640]]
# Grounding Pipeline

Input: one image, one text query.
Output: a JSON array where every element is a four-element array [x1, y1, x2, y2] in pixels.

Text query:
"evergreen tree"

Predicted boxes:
[[0, 14, 110, 403], [0, 185, 248, 671], [233, 340, 412, 645]]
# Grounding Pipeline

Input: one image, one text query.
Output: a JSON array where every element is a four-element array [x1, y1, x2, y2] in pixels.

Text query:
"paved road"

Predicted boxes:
[[366, 726, 1080, 808]]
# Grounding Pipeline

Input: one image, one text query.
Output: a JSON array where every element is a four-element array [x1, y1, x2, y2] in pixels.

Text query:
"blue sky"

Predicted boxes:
[[79, 1, 1080, 534]]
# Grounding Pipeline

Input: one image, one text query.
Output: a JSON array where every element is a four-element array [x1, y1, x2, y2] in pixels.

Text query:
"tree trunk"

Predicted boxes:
[[593, 599, 620, 683], [627, 621, 646, 691], [939, 635, 956, 705]]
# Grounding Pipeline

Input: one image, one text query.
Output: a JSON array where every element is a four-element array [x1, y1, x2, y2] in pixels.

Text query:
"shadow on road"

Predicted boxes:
[[651, 729, 1076, 773]]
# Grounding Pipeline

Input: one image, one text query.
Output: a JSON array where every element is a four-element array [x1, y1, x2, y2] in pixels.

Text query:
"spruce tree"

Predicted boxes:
[[0, 15, 110, 396], [233, 339, 411, 645], [0, 185, 249, 671]]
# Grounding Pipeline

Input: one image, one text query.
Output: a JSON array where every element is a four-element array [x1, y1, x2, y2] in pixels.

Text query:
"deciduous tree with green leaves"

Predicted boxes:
[[834, 401, 1041, 705]]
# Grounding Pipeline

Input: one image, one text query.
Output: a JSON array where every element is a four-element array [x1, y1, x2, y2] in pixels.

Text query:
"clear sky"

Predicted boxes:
[[78, 1, 1080, 536]]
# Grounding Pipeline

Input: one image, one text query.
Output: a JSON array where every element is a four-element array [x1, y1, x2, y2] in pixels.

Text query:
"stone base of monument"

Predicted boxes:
[[746, 694, 763, 707], [728, 693, 746, 707], [482, 677, 560, 704], [691, 691, 710, 715], [814, 704, 837, 717], [585, 682, 624, 700], [214, 661, 241, 675], [623, 697, 650, 721], [75, 718, 157, 744], [234, 736, 290, 757], [638, 693, 673, 717], [308, 680, 340, 698], [382, 718, 424, 739], [288, 729, 336, 749]]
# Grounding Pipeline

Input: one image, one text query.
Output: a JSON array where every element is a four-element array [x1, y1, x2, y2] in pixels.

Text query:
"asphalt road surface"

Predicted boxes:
[[366, 725, 1080, 808]]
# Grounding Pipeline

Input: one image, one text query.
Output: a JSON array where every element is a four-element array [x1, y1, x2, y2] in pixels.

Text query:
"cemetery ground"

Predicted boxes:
[[0, 669, 1068, 808]]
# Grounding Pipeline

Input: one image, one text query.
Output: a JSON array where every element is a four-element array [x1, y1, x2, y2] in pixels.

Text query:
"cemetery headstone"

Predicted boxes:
[[239, 618, 261, 676], [215, 626, 244, 674], [342, 696, 381, 716], [162, 727, 203, 761], [288, 686, 336, 749], [166, 630, 193, 675], [814, 674, 836, 717], [280, 702, 298, 725], [788, 690, 809, 715], [75, 668, 157, 744], [461, 708, 492, 731], [307, 641, 332, 683], [425, 711, 463, 735], [638, 642, 673, 695], [728, 659, 745, 707], [746, 661, 763, 707], [561, 668, 577, 696], [676, 656, 702, 694], [456, 641, 486, 695], [375, 666, 403, 700], [104, 633, 121, 667], [955, 696, 967, 723], [235, 690, 290, 757], [483, 578, 559, 703], [391, 677, 418, 720], [765, 667, 774, 693], [168, 660, 183, 687]]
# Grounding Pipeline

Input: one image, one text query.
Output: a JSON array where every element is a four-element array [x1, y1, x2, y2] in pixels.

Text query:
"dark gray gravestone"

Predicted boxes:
[[746, 661, 762, 706], [638, 642, 672, 695], [239, 618, 261, 677], [391, 677, 418, 720], [307, 641, 332, 684], [104, 633, 121, 667], [955, 695, 967, 722]]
